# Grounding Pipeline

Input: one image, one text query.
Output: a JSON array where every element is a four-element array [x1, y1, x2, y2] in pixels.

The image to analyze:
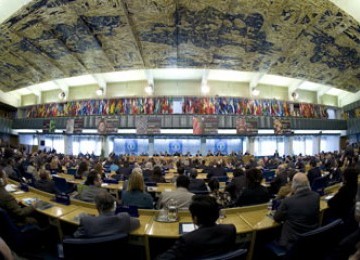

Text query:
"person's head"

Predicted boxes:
[[0, 168, 7, 187], [84, 170, 102, 187], [233, 168, 244, 178], [177, 166, 185, 175], [291, 173, 310, 193], [144, 161, 153, 170], [39, 169, 50, 180], [95, 190, 115, 214], [310, 159, 317, 168], [176, 175, 190, 189], [246, 168, 263, 186], [189, 168, 198, 179], [153, 166, 162, 178], [77, 161, 89, 176], [189, 195, 220, 226], [127, 168, 145, 192], [208, 178, 220, 192]]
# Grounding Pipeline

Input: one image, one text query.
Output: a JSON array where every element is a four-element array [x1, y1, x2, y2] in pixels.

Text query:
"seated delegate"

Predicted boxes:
[[74, 191, 140, 237]]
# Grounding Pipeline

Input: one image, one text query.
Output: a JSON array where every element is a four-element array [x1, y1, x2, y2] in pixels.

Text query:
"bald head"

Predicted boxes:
[[291, 173, 310, 193]]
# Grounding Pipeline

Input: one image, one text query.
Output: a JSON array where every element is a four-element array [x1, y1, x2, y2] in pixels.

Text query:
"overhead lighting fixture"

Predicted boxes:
[[251, 87, 260, 96], [291, 91, 299, 100], [145, 84, 154, 95], [96, 88, 104, 96], [201, 84, 210, 94], [58, 91, 66, 100]]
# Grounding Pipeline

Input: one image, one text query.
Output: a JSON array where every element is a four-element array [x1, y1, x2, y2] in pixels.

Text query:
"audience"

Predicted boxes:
[[157, 195, 236, 259], [225, 168, 246, 201], [307, 159, 321, 187], [121, 168, 154, 209], [150, 166, 166, 183], [157, 175, 194, 209], [74, 191, 140, 237], [274, 173, 320, 250]]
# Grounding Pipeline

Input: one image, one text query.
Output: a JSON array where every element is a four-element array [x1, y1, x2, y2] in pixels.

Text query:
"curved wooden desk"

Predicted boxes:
[[8, 179, 340, 260]]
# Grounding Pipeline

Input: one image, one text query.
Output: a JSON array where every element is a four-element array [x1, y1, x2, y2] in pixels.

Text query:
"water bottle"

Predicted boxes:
[[167, 199, 178, 221]]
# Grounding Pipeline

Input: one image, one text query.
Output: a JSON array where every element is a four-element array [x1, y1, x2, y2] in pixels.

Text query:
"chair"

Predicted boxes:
[[102, 178, 119, 184], [198, 248, 247, 260], [52, 176, 75, 194], [67, 168, 77, 175], [62, 233, 128, 260], [266, 219, 344, 259], [0, 208, 42, 253]]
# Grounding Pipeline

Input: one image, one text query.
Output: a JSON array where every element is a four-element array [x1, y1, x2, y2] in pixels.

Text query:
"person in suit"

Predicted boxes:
[[157, 175, 194, 209], [225, 167, 246, 201], [307, 159, 321, 187], [235, 168, 270, 207], [149, 166, 166, 183], [188, 168, 208, 193], [73, 191, 140, 237], [0, 168, 37, 226], [157, 195, 236, 259], [274, 173, 320, 250], [207, 161, 226, 179]]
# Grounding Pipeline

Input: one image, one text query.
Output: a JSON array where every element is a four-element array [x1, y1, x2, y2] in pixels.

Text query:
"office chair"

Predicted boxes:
[[266, 219, 343, 259], [198, 248, 247, 260], [52, 176, 75, 194], [0, 208, 42, 254], [262, 170, 276, 182], [62, 233, 128, 260], [66, 168, 77, 175]]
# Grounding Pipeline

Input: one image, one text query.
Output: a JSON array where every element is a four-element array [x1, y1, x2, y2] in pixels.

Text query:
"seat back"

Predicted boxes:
[[262, 170, 276, 182], [52, 176, 75, 194], [198, 248, 247, 260], [63, 233, 128, 260], [0, 208, 41, 252], [286, 219, 344, 260]]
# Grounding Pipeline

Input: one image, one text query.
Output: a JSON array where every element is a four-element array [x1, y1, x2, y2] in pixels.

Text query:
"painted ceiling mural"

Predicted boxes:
[[0, 0, 360, 92]]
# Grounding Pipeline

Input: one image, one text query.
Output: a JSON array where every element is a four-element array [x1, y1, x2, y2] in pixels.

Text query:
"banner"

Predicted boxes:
[[136, 117, 161, 134], [43, 119, 55, 133], [96, 117, 118, 134], [169, 141, 183, 155], [273, 118, 292, 135], [74, 118, 84, 133], [214, 140, 227, 154], [193, 116, 218, 135], [236, 117, 258, 135]]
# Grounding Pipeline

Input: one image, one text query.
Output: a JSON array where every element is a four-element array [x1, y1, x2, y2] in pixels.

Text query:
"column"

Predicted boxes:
[[200, 136, 206, 155], [312, 135, 321, 155], [247, 136, 256, 155], [64, 135, 73, 155], [148, 136, 154, 156], [284, 136, 293, 156]]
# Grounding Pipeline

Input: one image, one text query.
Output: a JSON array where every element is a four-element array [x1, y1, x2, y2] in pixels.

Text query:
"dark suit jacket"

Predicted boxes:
[[207, 167, 226, 179], [35, 179, 56, 194], [274, 189, 320, 249], [157, 224, 236, 259], [73, 212, 140, 237], [236, 184, 270, 206], [0, 187, 35, 226], [189, 179, 208, 192], [307, 167, 321, 186]]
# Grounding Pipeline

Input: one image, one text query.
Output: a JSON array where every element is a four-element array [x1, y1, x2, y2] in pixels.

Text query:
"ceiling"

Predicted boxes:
[[0, 0, 360, 106]]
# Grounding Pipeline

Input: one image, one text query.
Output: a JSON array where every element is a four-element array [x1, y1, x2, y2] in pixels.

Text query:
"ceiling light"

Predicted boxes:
[[201, 84, 210, 94], [58, 91, 66, 100], [96, 88, 104, 96], [144, 84, 154, 95], [251, 87, 260, 96]]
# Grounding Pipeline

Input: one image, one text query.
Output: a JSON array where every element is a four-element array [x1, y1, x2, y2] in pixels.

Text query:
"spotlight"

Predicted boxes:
[[252, 87, 260, 96], [145, 84, 154, 95], [58, 91, 66, 100], [201, 84, 210, 94], [291, 91, 299, 100], [96, 88, 104, 96]]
